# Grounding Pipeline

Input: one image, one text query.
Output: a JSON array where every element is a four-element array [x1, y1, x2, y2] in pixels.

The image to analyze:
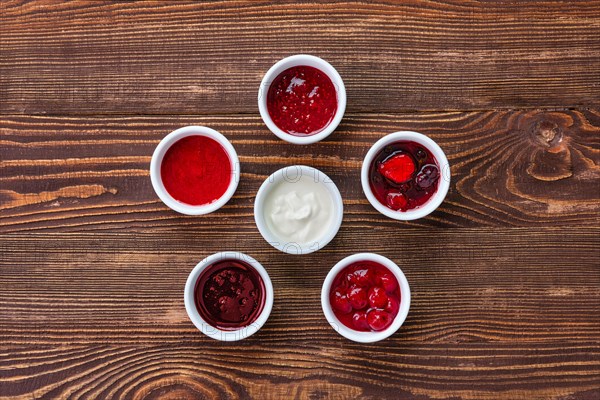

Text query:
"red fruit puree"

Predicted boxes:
[[267, 65, 337, 136], [330, 261, 401, 332], [194, 259, 265, 330], [160, 135, 231, 206], [369, 140, 440, 212]]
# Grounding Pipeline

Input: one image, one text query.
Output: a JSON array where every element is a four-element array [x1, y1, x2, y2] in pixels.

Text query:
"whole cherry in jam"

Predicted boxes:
[[378, 153, 415, 183], [385, 296, 400, 315], [352, 311, 369, 330], [369, 140, 440, 212], [266, 65, 337, 136], [368, 286, 388, 309], [348, 286, 368, 309], [331, 287, 352, 314], [367, 310, 392, 331], [329, 261, 401, 332], [194, 259, 265, 331]]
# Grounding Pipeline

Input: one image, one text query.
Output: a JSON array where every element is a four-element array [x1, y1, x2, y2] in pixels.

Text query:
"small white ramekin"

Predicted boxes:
[[361, 131, 450, 220], [321, 253, 411, 343], [258, 54, 346, 145], [150, 126, 240, 215], [184, 251, 274, 341], [254, 165, 344, 255]]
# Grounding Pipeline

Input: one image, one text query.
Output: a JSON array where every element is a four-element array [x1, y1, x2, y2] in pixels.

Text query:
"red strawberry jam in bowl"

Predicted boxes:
[[184, 252, 274, 341], [150, 126, 240, 215], [258, 54, 346, 145], [361, 131, 450, 220], [321, 253, 410, 343]]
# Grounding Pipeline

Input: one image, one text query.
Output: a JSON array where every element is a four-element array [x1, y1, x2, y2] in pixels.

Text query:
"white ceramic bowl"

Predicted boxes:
[[254, 165, 344, 255], [150, 126, 240, 215], [258, 54, 346, 145], [184, 251, 274, 341], [321, 253, 411, 343], [361, 131, 450, 220]]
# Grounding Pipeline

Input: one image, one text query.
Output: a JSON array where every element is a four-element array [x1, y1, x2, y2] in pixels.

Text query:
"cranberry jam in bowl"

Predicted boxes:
[[321, 253, 410, 343], [258, 54, 346, 145], [150, 126, 240, 215], [361, 131, 450, 220], [184, 252, 274, 341]]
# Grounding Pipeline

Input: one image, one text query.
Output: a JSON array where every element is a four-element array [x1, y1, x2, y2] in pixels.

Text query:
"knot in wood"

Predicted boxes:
[[532, 119, 563, 147]]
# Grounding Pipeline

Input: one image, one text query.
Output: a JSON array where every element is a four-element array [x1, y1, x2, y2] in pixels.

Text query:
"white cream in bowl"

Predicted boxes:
[[254, 165, 343, 255], [264, 174, 334, 244]]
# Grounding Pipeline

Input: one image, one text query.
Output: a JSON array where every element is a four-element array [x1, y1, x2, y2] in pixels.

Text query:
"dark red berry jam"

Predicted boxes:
[[161, 135, 231, 206], [266, 65, 337, 136], [329, 261, 401, 332], [194, 259, 265, 330], [369, 140, 440, 212]]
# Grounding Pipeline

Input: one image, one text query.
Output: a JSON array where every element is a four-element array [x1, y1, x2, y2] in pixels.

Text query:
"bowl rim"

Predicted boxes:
[[321, 253, 411, 343], [254, 165, 344, 255], [183, 251, 274, 341], [258, 54, 346, 145], [150, 125, 240, 215], [360, 131, 450, 220]]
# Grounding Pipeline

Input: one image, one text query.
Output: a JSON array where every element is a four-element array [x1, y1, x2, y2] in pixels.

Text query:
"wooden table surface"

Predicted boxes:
[[1, 1, 599, 399]]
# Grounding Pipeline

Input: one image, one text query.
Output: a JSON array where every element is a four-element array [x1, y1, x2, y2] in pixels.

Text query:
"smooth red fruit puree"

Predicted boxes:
[[160, 135, 231, 206], [267, 65, 337, 136], [369, 140, 440, 212], [329, 261, 401, 332], [194, 259, 265, 330]]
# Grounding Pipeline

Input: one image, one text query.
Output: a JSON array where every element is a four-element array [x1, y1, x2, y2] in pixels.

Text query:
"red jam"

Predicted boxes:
[[267, 65, 337, 136], [369, 140, 440, 212], [160, 135, 231, 206], [194, 259, 265, 330], [329, 261, 401, 332]]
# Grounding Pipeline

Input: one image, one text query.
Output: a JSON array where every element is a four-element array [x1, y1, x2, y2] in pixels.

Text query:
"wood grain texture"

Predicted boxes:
[[2, 1, 600, 398], [1, 110, 599, 232], [1, 343, 599, 400], [0, 230, 599, 399], [1, 230, 599, 346], [1, 0, 599, 115]]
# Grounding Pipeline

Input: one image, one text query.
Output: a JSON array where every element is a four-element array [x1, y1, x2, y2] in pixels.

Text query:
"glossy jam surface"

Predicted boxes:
[[160, 135, 231, 206], [267, 65, 337, 136], [329, 261, 401, 332], [194, 259, 265, 330], [369, 140, 440, 212]]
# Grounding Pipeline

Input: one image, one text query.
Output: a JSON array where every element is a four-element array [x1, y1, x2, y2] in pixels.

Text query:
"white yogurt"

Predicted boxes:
[[263, 174, 334, 245]]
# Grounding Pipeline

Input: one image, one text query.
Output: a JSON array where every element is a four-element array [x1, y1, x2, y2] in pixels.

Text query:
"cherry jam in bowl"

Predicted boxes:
[[321, 253, 410, 343], [361, 131, 450, 220], [150, 126, 240, 215], [258, 54, 346, 145], [184, 252, 274, 341]]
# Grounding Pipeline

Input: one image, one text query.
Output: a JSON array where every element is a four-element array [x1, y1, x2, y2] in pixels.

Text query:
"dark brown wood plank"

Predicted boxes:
[[1, 342, 599, 399], [1, 0, 599, 115], [1, 110, 598, 232], [1, 229, 598, 346], [2, 2, 600, 398]]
